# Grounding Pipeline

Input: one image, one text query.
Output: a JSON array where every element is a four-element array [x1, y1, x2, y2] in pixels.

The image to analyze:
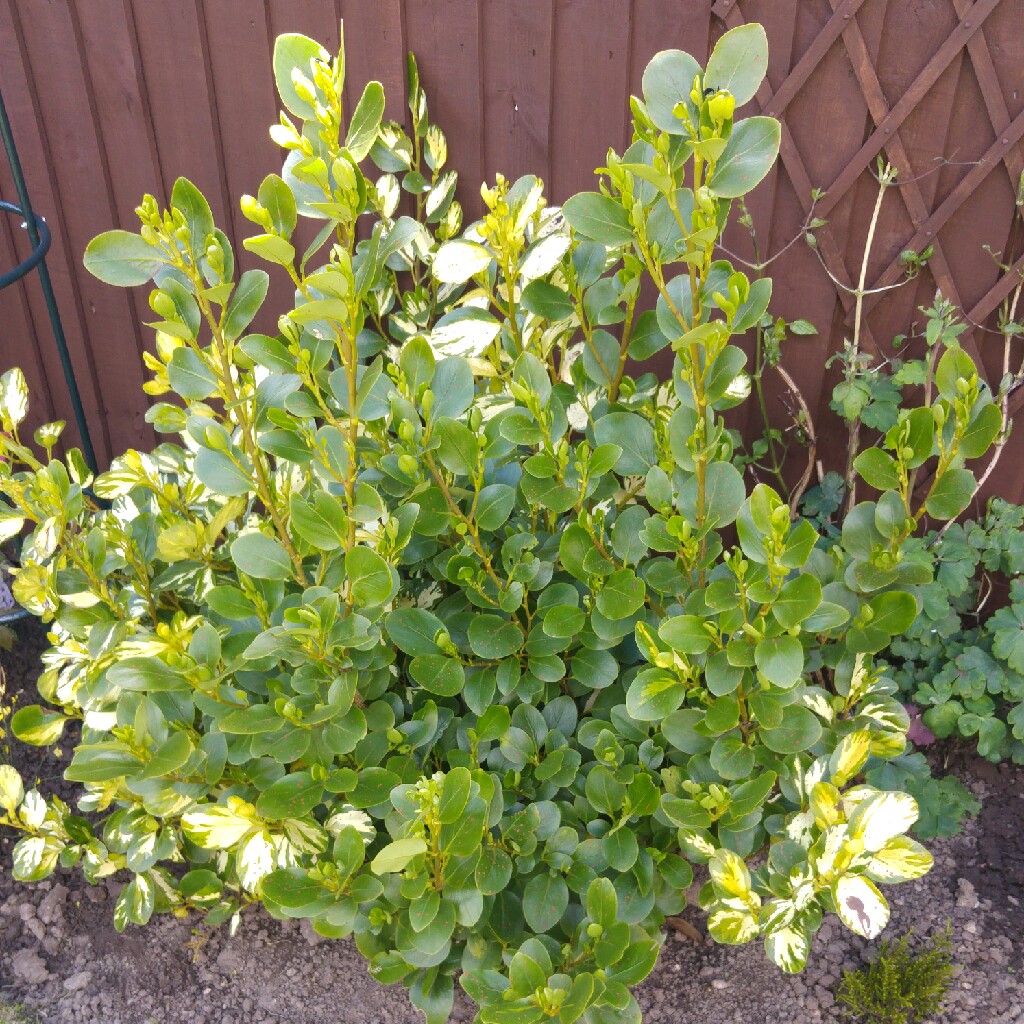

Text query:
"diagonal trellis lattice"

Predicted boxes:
[[713, 0, 1023, 380], [712, 0, 1024, 487]]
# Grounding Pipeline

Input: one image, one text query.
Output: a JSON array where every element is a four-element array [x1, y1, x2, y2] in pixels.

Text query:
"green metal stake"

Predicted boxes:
[[0, 86, 98, 473]]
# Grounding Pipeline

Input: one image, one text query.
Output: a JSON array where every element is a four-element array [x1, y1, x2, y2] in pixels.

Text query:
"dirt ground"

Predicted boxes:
[[2, 619, 1022, 1024]]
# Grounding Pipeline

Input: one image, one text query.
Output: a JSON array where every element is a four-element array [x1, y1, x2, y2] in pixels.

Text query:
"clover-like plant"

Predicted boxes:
[[0, 25, 1002, 1024]]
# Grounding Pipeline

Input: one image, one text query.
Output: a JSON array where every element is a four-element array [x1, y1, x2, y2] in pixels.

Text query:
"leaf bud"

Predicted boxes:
[[707, 90, 736, 125], [149, 291, 177, 321], [240, 194, 264, 224]]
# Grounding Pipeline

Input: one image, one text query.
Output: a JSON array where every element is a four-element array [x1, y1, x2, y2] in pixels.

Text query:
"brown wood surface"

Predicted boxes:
[[1, 0, 1022, 510]]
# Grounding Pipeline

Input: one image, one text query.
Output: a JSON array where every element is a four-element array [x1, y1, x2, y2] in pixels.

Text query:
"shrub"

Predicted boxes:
[[0, 25, 1001, 1024], [837, 924, 956, 1024]]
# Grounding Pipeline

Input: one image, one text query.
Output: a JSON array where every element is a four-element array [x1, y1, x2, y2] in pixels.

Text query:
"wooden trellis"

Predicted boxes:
[[0, 0, 1022, 502]]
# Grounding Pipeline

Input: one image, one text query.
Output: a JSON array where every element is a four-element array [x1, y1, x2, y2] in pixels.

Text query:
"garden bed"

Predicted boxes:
[[2, 620, 1022, 1024]]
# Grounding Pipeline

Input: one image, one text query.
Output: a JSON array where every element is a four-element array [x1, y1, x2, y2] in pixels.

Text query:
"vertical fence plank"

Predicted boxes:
[[481, 0, 554, 187], [404, 0, 484, 205], [548, 0, 632, 202]]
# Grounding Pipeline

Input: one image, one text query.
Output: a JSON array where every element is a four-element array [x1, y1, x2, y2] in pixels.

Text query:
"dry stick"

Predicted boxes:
[[843, 167, 894, 517], [779, 362, 818, 516]]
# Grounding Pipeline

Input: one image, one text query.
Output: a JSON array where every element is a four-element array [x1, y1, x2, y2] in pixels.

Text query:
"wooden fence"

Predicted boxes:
[[2, 0, 1024, 502]]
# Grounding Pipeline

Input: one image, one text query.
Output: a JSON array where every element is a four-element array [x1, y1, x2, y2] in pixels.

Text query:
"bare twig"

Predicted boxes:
[[843, 163, 898, 516]]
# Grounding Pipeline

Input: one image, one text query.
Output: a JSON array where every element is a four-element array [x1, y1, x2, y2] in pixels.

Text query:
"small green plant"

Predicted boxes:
[[0, 1003, 39, 1024], [0, 24, 1002, 1024], [887, 498, 1024, 763], [837, 924, 956, 1024]]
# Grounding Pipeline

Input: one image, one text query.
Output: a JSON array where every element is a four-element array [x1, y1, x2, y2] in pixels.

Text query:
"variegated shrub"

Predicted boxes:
[[0, 25, 1000, 1024]]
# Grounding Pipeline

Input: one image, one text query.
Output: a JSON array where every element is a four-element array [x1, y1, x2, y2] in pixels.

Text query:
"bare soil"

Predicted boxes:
[[2, 619, 1022, 1024]]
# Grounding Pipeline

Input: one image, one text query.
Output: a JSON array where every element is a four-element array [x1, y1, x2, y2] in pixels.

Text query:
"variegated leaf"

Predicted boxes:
[[181, 802, 255, 849], [709, 847, 753, 900], [848, 791, 919, 852], [833, 874, 889, 939], [707, 902, 759, 945], [865, 836, 934, 884], [764, 924, 810, 973], [829, 730, 872, 787], [809, 781, 841, 829], [237, 829, 276, 891], [0, 765, 23, 813]]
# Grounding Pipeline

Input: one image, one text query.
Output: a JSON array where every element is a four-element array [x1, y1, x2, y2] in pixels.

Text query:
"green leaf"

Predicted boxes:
[[140, 732, 194, 780], [935, 348, 976, 401], [760, 705, 822, 754], [562, 193, 634, 247], [596, 568, 646, 619], [10, 705, 67, 746], [476, 483, 516, 531], [195, 449, 252, 496], [438, 767, 472, 824], [385, 608, 446, 656], [572, 647, 618, 690], [468, 615, 524, 659], [522, 280, 573, 321], [708, 117, 781, 198], [869, 590, 918, 634], [409, 655, 465, 697], [346, 547, 394, 606], [273, 33, 330, 118], [431, 357, 475, 419], [523, 873, 569, 933], [594, 413, 656, 475], [84, 231, 163, 286], [171, 177, 214, 247], [257, 174, 297, 237], [710, 735, 755, 779], [754, 635, 804, 687], [704, 24, 769, 106], [224, 270, 270, 341], [434, 418, 479, 475], [960, 402, 1002, 459], [262, 868, 325, 909], [370, 836, 427, 874], [231, 533, 293, 580], [476, 847, 513, 895], [255, 771, 324, 820], [289, 491, 346, 550], [659, 615, 714, 654], [924, 467, 976, 521], [347, 767, 401, 808], [243, 233, 296, 266], [772, 575, 822, 629], [854, 448, 900, 491], [167, 348, 217, 401], [346, 81, 385, 160], [641, 49, 702, 135], [107, 658, 187, 692]]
